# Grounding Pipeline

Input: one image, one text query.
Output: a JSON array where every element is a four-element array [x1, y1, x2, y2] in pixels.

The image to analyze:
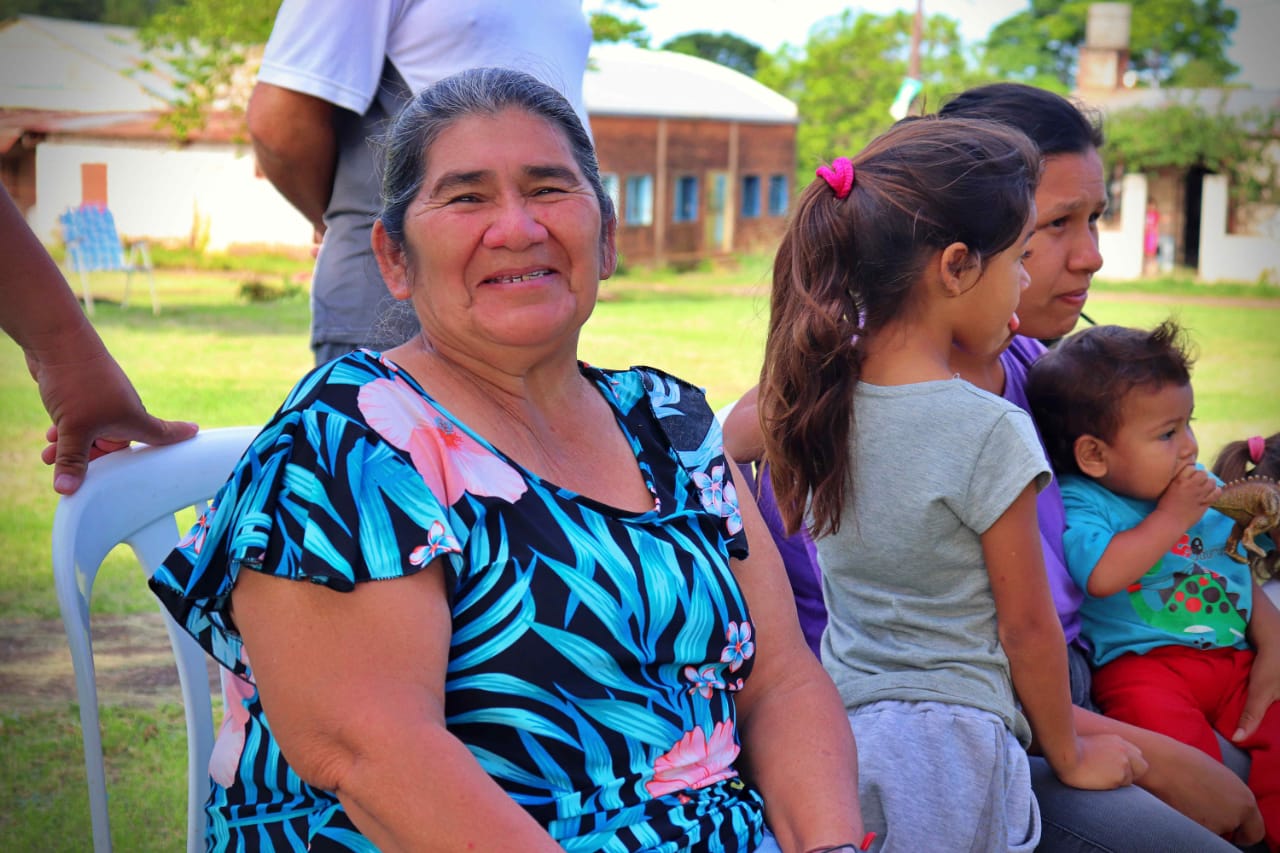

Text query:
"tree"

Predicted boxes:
[[661, 31, 763, 77], [1105, 103, 1279, 208], [758, 9, 985, 187], [983, 0, 1238, 88], [589, 0, 650, 47], [136, 0, 278, 136]]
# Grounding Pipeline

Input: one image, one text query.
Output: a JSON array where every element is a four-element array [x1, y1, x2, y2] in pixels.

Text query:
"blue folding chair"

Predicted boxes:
[[60, 204, 158, 316]]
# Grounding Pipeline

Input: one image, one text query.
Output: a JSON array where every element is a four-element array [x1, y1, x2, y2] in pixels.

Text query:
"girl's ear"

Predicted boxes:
[[1074, 434, 1109, 479], [939, 242, 977, 296], [371, 220, 412, 300]]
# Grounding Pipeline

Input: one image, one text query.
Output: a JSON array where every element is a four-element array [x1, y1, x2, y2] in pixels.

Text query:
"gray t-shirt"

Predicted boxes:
[[817, 379, 1050, 745]]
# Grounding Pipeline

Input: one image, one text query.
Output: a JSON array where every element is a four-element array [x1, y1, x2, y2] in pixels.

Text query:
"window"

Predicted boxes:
[[741, 175, 761, 218], [601, 172, 621, 219], [673, 175, 699, 223], [624, 175, 653, 225], [767, 174, 789, 216]]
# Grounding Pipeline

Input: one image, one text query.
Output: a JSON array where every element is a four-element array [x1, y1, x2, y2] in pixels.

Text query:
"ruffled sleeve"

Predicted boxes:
[[149, 403, 461, 677]]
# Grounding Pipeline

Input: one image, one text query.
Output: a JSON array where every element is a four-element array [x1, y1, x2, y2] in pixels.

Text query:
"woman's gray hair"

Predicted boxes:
[[378, 66, 615, 247]]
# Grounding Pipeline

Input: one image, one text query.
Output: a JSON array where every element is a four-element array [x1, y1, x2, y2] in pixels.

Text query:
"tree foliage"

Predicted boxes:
[[136, 0, 278, 136], [758, 9, 986, 186], [984, 0, 1238, 88], [589, 0, 651, 47], [661, 31, 763, 77], [1104, 103, 1279, 206]]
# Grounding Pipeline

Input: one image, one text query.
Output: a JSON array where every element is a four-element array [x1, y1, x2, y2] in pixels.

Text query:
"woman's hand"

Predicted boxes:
[[1236, 587, 1280, 742]]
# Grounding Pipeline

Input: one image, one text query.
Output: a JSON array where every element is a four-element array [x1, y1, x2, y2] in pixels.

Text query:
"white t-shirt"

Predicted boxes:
[[258, 0, 591, 126]]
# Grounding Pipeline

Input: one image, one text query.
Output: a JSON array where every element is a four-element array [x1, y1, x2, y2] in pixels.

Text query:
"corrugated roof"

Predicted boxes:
[[585, 43, 796, 124], [0, 15, 181, 112]]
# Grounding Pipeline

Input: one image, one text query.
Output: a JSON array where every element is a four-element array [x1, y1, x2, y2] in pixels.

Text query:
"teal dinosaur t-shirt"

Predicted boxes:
[[1061, 470, 1264, 666]]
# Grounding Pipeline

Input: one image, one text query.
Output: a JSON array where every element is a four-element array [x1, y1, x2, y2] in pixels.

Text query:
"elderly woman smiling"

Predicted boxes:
[[149, 67, 864, 852]]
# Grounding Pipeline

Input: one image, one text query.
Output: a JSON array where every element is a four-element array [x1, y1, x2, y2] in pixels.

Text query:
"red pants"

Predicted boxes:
[[1093, 645, 1280, 852]]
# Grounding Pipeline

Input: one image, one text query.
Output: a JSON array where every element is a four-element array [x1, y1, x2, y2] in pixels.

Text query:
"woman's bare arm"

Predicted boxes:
[[232, 566, 561, 851]]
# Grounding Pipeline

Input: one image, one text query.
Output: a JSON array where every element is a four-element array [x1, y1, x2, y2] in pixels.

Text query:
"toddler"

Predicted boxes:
[[1027, 321, 1280, 852]]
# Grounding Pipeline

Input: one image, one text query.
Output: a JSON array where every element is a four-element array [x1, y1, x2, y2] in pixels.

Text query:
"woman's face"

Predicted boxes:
[[1017, 147, 1106, 341], [375, 108, 616, 359]]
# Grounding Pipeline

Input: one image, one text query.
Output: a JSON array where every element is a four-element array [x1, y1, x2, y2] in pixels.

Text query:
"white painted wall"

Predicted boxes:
[[1199, 173, 1280, 284], [1097, 173, 1146, 281], [30, 138, 312, 252]]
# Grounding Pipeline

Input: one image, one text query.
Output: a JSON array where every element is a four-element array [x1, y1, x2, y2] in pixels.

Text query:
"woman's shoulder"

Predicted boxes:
[[278, 349, 405, 418]]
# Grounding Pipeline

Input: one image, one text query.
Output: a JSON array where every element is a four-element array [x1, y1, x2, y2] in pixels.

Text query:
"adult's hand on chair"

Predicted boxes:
[[30, 341, 198, 495]]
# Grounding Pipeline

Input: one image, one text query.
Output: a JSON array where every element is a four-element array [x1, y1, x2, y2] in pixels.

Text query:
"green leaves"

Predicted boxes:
[[1106, 103, 1279, 206]]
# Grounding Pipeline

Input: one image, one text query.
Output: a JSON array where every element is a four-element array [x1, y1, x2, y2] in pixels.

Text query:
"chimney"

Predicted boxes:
[[1077, 2, 1131, 90]]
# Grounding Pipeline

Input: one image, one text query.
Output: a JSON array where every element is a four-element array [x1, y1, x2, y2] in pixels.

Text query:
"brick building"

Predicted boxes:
[[586, 45, 798, 266]]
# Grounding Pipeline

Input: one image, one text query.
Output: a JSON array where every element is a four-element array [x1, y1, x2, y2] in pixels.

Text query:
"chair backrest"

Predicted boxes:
[[59, 205, 127, 272], [52, 426, 257, 853]]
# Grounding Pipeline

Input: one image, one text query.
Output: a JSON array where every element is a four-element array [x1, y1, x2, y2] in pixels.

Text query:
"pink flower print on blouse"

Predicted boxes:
[[691, 464, 743, 535], [409, 520, 461, 567], [720, 621, 754, 673], [357, 377, 527, 506], [645, 720, 741, 798], [683, 664, 726, 700], [176, 506, 215, 556], [208, 649, 255, 788]]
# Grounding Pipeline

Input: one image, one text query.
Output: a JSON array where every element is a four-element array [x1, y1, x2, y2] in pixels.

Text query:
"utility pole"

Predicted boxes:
[[909, 0, 923, 82]]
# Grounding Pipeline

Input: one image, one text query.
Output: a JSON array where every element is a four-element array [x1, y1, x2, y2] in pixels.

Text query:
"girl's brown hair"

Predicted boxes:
[[760, 116, 1040, 537], [1213, 432, 1280, 483]]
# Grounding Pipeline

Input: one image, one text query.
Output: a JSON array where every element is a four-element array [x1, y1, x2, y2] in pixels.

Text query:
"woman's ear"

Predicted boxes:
[[371, 220, 411, 300], [1074, 434, 1109, 479], [938, 242, 977, 296], [599, 217, 619, 281]]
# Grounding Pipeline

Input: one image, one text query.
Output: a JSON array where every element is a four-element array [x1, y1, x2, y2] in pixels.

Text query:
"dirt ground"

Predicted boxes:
[[0, 612, 217, 714]]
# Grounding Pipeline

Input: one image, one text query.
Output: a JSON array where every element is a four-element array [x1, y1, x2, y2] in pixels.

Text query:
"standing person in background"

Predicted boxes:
[[246, 0, 593, 365], [1144, 198, 1161, 277], [1, 185, 198, 495]]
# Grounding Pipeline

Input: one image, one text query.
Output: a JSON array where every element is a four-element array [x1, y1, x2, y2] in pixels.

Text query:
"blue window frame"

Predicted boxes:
[[624, 175, 653, 225], [767, 174, 789, 216], [674, 175, 699, 223], [741, 175, 761, 218]]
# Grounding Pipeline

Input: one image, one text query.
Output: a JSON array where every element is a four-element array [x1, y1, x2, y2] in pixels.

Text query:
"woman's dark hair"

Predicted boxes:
[[1212, 432, 1280, 483], [760, 116, 1040, 538], [1026, 321, 1194, 477], [940, 82, 1104, 157], [378, 66, 615, 248]]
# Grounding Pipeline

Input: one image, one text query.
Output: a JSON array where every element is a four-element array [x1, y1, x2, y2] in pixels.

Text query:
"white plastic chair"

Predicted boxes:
[[52, 426, 257, 853]]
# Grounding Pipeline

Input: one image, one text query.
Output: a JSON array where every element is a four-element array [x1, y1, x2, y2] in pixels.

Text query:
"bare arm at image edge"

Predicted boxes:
[[0, 187, 198, 494]]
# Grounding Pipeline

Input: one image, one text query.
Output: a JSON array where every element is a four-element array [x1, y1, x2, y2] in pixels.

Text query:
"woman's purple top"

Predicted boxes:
[[754, 335, 1085, 657]]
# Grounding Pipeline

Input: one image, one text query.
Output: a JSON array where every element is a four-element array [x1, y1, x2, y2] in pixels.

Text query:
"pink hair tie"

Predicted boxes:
[[1248, 435, 1266, 464], [816, 157, 855, 200]]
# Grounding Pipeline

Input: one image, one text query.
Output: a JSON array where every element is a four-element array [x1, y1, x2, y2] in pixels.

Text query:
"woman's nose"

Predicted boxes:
[[1070, 228, 1103, 275], [484, 198, 548, 250]]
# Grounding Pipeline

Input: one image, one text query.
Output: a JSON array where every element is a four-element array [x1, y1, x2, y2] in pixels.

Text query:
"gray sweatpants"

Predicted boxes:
[[850, 700, 1039, 853]]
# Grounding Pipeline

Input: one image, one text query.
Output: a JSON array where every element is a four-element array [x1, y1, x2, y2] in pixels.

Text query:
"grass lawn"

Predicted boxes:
[[1, 263, 1277, 850]]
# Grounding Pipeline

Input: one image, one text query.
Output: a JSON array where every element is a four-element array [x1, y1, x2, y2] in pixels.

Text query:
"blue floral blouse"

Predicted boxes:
[[150, 350, 765, 852]]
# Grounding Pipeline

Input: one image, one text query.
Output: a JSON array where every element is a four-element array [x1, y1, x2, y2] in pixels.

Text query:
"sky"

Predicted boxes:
[[581, 0, 1278, 88]]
